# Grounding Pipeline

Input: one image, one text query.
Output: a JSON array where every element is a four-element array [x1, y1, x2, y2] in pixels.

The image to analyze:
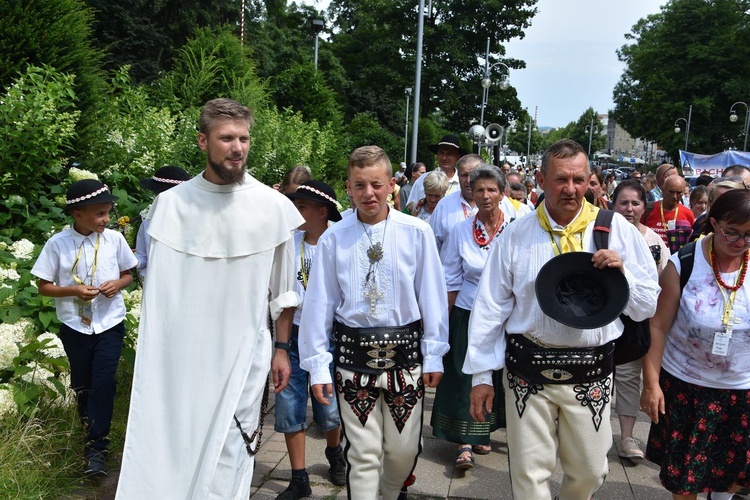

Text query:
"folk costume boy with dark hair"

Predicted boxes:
[[32, 180, 138, 476], [299, 146, 449, 500], [275, 180, 345, 500]]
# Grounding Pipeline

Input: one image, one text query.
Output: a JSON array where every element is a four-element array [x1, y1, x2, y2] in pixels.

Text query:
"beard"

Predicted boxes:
[[208, 157, 246, 185]]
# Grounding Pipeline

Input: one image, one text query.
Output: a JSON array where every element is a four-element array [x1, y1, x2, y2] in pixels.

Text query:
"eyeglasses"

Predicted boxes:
[[717, 223, 750, 243]]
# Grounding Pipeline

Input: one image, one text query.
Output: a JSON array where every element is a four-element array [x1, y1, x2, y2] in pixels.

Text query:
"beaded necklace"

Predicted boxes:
[[473, 212, 505, 249], [709, 236, 748, 292]]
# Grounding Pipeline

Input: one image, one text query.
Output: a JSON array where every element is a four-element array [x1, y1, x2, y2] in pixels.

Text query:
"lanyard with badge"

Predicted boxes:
[[72, 233, 100, 327], [709, 237, 747, 356], [659, 201, 679, 231]]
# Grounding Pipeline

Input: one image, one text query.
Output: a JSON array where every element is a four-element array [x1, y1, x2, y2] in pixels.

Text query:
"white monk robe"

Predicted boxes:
[[116, 172, 303, 500]]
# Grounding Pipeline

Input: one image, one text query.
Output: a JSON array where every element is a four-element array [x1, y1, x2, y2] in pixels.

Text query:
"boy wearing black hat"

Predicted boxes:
[[274, 180, 345, 499], [31, 179, 138, 476], [135, 166, 190, 279]]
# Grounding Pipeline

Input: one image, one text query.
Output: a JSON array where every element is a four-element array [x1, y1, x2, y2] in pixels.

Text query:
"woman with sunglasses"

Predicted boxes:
[[641, 189, 750, 499]]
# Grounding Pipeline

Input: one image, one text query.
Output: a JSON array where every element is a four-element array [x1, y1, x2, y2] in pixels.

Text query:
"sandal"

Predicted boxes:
[[472, 444, 491, 455], [455, 446, 475, 470]]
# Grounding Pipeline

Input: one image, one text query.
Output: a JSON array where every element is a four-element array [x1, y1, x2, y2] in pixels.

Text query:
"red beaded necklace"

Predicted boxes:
[[709, 236, 749, 292], [473, 212, 504, 248]]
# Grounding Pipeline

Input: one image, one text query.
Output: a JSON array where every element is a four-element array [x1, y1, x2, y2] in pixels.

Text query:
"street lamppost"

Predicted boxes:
[[312, 20, 324, 70], [674, 104, 692, 151], [729, 101, 750, 151], [403, 88, 412, 164], [479, 37, 510, 128], [584, 117, 598, 157], [524, 117, 535, 167]]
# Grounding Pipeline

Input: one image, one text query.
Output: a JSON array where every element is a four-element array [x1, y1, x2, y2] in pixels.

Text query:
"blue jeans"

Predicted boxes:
[[274, 325, 340, 433], [59, 321, 125, 453]]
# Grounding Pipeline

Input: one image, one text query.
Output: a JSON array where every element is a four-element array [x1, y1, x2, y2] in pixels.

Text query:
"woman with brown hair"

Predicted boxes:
[[642, 188, 750, 499]]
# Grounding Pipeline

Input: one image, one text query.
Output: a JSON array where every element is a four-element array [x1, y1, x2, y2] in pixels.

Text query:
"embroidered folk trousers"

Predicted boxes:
[[504, 371, 613, 500], [335, 365, 424, 500]]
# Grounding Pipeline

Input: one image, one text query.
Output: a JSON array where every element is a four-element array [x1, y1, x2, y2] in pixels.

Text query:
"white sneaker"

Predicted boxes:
[[619, 437, 644, 460]]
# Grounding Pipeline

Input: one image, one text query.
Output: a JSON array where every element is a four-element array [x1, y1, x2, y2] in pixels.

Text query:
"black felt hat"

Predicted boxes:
[[428, 134, 469, 156], [535, 252, 629, 329], [139, 166, 191, 194], [66, 180, 118, 208], [287, 180, 342, 222]]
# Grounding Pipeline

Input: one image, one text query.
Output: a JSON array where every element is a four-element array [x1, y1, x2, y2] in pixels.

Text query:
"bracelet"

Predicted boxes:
[[274, 340, 291, 351]]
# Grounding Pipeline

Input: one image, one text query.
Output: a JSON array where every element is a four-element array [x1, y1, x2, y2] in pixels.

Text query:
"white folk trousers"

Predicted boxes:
[[504, 371, 613, 500], [335, 365, 424, 500]]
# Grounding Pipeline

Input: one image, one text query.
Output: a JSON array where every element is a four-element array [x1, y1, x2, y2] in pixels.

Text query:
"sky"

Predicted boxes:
[[297, 0, 667, 128]]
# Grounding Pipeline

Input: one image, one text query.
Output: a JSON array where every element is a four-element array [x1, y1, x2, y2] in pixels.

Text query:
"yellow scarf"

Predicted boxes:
[[536, 200, 599, 254]]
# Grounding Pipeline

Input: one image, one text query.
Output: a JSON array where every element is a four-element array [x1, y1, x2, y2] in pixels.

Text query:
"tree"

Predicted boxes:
[[274, 62, 343, 129], [613, 0, 750, 158], [84, 0, 240, 82], [0, 0, 105, 146], [566, 108, 607, 156], [327, 0, 537, 135]]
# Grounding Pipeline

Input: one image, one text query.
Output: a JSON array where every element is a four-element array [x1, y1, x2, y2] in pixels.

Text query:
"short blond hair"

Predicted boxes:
[[422, 170, 449, 195], [199, 98, 254, 135], [347, 145, 392, 176]]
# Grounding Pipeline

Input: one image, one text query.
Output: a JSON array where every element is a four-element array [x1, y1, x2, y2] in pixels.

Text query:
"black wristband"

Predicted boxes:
[[274, 340, 291, 351]]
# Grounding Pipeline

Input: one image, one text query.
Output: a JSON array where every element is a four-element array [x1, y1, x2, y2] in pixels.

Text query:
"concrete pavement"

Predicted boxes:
[[249, 387, 690, 500]]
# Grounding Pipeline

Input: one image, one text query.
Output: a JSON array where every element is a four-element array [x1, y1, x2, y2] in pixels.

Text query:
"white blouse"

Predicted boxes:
[[662, 239, 750, 389]]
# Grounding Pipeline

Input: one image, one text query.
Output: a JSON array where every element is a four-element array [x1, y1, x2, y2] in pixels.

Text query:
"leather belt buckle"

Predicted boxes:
[[366, 358, 396, 370], [541, 369, 573, 381]]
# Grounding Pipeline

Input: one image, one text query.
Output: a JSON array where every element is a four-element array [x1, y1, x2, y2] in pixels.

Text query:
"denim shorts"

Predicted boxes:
[[274, 326, 340, 433]]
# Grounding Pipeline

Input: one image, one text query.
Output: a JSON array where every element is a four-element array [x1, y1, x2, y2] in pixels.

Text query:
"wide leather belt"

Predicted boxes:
[[505, 334, 614, 384], [333, 321, 422, 375]]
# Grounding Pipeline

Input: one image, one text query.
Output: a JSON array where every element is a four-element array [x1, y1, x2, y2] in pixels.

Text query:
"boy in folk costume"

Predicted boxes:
[[299, 146, 449, 500], [32, 180, 138, 476]]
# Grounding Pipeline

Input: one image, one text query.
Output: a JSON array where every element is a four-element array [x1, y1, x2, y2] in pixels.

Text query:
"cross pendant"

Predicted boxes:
[[364, 282, 383, 315]]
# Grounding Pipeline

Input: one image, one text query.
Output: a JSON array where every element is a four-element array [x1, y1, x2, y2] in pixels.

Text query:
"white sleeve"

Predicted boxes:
[[298, 234, 338, 385], [414, 225, 450, 373], [135, 220, 150, 271], [463, 229, 513, 383], [406, 175, 425, 208], [268, 236, 301, 321], [613, 215, 661, 321], [115, 232, 139, 271], [440, 224, 463, 293]]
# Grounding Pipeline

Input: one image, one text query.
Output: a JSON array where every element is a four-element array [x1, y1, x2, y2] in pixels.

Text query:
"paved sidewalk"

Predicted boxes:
[[250, 387, 684, 500]]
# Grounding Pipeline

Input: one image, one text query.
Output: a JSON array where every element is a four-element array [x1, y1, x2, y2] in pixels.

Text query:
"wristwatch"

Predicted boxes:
[[274, 340, 292, 351]]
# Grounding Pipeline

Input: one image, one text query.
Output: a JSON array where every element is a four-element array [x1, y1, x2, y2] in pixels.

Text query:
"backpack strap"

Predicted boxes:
[[593, 209, 615, 250], [677, 240, 696, 293]]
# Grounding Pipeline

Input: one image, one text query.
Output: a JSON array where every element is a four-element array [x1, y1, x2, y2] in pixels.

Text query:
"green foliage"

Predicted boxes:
[[248, 107, 344, 189], [85, 0, 240, 83], [0, 66, 80, 204], [153, 26, 268, 112], [328, 0, 537, 134], [613, 0, 750, 157], [549, 107, 607, 156], [274, 62, 344, 128], [0, 0, 105, 149], [343, 112, 404, 168]]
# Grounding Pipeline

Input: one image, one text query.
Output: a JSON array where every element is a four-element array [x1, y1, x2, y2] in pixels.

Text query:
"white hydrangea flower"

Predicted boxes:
[[9, 239, 34, 260], [68, 167, 99, 182], [0, 385, 16, 417], [0, 335, 20, 368], [0, 318, 35, 344], [0, 267, 21, 282], [20, 363, 56, 388], [36, 332, 66, 359]]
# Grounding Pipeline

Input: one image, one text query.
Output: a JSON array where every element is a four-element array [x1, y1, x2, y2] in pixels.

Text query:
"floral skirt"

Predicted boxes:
[[646, 369, 750, 494]]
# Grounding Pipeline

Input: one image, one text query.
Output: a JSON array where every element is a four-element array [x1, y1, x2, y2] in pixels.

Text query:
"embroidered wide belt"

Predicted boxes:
[[333, 321, 423, 375], [505, 334, 614, 385]]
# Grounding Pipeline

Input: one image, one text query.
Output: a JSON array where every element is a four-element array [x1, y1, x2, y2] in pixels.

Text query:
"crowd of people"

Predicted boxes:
[[30, 98, 749, 500]]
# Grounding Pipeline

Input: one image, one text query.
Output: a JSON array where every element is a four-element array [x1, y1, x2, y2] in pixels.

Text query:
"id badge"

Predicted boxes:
[[712, 331, 730, 356], [78, 299, 93, 327], [667, 220, 676, 231]]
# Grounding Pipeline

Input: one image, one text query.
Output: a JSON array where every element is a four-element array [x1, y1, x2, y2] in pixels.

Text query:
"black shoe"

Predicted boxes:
[[83, 451, 108, 477], [325, 446, 347, 486], [276, 474, 311, 500]]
